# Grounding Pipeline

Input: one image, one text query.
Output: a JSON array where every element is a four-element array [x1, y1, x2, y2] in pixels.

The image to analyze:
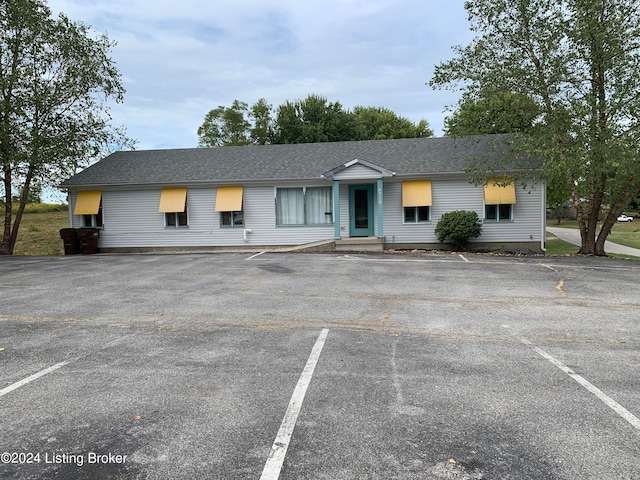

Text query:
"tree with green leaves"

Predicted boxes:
[[199, 95, 434, 146], [271, 94, 356, 144], [198, 98, 274, 147], [197, 100, 252, 147], [353, 106, 433, 140], [249, 98, 273, 145], [431, 0, 640, 255], [1, 0, 132, 255], [444, 90, 540, 136]]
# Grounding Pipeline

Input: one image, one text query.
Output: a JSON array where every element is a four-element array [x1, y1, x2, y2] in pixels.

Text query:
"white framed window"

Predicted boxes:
[[165, 211, 188, 227], [221, 211, 244, 227], [82, 201, 103, 228], [485, 204, 513, 222], [159, 188, 188, 228], [276, 187, 333, 226], [74, 190, 103, 228], [484, 179, 515, 222], [404, 206, 430, 223]]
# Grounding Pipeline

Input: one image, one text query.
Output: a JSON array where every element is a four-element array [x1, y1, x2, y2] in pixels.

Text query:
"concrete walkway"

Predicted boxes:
[[547, 226, 640, 256]]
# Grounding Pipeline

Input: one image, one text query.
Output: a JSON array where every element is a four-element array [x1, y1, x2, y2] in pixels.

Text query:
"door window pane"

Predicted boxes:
[[354, 189, 369, 228]]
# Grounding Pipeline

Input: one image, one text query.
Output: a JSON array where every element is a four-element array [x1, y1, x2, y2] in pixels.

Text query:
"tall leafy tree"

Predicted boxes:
[[444, 90, 540, 136], [430, 0, 640, 255], [198, 98, 273, 147], [249, 98, 273, 145], [271, 94, 356, 144], [1, 0, 132, 255], [352, 106, 433, 140], [197, 100, 252, 147], [199, 95, 434, 146]]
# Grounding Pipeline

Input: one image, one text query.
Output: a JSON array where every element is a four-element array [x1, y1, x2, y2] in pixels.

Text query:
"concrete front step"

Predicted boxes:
[[335, 237, 384, 252]]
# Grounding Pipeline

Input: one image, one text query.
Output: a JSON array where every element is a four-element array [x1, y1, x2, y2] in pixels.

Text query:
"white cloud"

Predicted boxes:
[[45, 0, 474, 149]]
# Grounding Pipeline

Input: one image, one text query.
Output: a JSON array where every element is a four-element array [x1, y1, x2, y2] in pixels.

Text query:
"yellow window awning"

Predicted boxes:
[[74, 190, 102, 215], [484, 179, 516, 204], [215, 186, 244, 212], [158, 188, 187, 212], [402, 180, 432, 207]]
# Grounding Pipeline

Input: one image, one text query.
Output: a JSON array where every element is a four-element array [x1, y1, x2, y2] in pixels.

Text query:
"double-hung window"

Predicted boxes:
[[485, 204, 513, 222], [484, 179, 516, 222], [215, 186, 244, 227], [159, 188, 188, 228], [404, 206, 430, 223], [276, 187, 333, 226], [74, 190, 104, 228], [402, 180, 432, 223]]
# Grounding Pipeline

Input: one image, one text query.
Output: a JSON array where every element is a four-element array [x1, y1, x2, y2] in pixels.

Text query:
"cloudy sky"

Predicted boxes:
[[45, 0, 474, 151]]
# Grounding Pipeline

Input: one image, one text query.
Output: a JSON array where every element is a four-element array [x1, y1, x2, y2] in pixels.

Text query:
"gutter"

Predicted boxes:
[[541, 178, 547, 252]]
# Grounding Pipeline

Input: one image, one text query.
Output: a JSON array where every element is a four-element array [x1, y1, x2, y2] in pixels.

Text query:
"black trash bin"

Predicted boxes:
[[77, 228, 100, 254], [59, 228, 80, 255]]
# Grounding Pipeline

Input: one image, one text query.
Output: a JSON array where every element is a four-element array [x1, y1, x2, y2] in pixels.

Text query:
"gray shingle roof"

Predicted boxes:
[[60, 134, 529, 188]]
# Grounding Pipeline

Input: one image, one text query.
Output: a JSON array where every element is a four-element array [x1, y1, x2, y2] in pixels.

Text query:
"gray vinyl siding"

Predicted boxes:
[[480, 179, 545, 243], [333, 163, 385, 180], [69, 183, 334, 249], [382, 177, 544, 245], [68, 176, 543, 249]]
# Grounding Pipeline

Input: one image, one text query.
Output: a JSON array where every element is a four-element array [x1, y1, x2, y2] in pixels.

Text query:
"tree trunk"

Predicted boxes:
[[595, 211, 619, 256], [1, 164, 13, 255], [1, 164, 35, 255]]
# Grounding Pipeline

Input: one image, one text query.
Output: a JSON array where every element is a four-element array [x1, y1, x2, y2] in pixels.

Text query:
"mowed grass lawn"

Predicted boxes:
[[549, 218, 640, 250]]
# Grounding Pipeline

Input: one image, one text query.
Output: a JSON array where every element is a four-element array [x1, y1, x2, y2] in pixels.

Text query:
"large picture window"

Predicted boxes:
[[276, 187, 333, 226]]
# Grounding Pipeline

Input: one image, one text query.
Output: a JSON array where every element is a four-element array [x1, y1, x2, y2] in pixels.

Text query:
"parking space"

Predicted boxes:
[[1, 252, 639, 479]]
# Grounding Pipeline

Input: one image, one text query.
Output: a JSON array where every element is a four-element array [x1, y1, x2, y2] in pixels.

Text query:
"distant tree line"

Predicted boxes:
[[197, 94, 433, 147]]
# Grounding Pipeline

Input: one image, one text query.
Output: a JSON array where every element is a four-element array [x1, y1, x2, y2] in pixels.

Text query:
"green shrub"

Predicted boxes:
[[435, 210, 483, 251]]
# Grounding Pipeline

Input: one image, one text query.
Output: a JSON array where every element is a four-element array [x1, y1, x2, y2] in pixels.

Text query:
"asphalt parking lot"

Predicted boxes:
[[1, 251, 639, 479]]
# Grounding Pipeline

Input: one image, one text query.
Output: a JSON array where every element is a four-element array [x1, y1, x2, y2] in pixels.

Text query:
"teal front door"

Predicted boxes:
[[349, 184, 374, 236]]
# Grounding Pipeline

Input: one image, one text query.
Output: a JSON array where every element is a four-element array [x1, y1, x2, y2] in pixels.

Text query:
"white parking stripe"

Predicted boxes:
[[0, 334, 136, 399], [505, 327, 640, 432], [0, 360, 74, 398], [260, 328, 329, 480], [246, 251, 266, 260]]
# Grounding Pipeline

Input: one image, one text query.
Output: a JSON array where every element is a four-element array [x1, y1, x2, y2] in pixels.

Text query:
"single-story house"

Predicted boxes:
[[59, 134, 546, 253]]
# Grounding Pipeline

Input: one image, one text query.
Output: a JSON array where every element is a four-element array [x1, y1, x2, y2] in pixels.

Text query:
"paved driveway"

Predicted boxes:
[[1, 252, 639, 479]]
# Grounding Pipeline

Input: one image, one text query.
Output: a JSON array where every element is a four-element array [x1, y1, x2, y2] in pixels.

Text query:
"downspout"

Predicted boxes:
[[541, 179, 547, 252], [67, 190, 73, 227]]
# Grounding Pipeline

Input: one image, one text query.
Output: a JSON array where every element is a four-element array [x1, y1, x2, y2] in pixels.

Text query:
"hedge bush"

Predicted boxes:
[[435, 210, 482, 251]]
